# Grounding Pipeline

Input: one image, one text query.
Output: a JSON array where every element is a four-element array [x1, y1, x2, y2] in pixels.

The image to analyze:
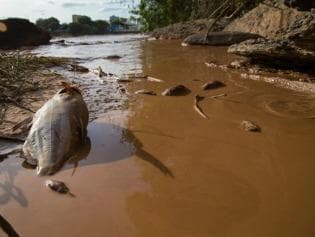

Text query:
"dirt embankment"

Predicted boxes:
[[150, 19, 228, 40], [225, 1, 315, 71], [0, 54, 69, 141], [0, 18, 51, 49]]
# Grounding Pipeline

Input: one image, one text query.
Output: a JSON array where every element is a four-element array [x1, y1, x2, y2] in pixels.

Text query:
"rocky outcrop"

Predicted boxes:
[[286, 13, 315, 51], [224, 2, 308, 40], [0, 18, 51, 49], [228, 38, 315, 69], [183, 31, 262, 46], [151, 18, 230, 40]]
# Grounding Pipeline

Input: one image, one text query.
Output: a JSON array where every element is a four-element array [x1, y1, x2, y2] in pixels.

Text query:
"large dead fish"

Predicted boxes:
[[22, 82, 89, 176]]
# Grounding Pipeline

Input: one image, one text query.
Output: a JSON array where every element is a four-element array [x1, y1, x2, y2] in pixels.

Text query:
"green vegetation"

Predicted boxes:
[[36, 16, 109, 36], [0, 52, 67, 104], [134, 0, 264, 31]]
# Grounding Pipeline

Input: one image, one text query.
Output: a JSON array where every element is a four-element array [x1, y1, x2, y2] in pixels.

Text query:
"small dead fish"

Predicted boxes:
[[45, 180, 75, 197], [135, 90, 157, 96], [147, 76, 164, 83]]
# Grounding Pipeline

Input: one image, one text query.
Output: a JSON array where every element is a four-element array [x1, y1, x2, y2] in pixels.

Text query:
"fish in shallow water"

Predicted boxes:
[[45, 180, 75, 197], [22, 82, 89, 176]]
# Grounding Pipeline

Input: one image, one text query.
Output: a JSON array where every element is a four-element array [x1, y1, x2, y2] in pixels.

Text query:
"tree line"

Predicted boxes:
[[36, 16, 128, 36], [132, 0, 264, 31]]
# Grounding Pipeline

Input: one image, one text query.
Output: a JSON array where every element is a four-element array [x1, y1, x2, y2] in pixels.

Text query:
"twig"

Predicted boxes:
[[203, 3, 232, 43], [194, 95, 209, 119], [211, 93, 227, 99]]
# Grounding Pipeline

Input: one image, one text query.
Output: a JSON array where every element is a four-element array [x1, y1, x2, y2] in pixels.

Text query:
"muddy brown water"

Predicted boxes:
[[1, 35, 315, 237]]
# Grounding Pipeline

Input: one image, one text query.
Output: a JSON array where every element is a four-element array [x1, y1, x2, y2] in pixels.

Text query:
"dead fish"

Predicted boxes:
[[241, 120, 261, 132], [22, 82, 89, 176], [135, 90, 157, 96], [194, 95, 208, 119], [90, 66, 108, 78], [45, 180, 75, 197], [147, 76, 164, 83]]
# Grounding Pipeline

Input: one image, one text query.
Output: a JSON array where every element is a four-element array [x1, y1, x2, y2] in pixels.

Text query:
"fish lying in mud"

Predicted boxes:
[[22, 82, 89, 176]]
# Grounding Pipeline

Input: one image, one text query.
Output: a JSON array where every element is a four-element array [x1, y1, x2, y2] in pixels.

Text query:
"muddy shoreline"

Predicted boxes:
[[1, 36, 315, 237]]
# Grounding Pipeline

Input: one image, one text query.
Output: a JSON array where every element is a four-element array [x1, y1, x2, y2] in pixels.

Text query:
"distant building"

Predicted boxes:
[[109, 15, 140, 33]]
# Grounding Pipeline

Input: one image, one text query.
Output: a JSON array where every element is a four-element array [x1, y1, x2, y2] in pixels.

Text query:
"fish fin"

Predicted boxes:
[[71, 161, 78, 176], [60, 81, 82, 95], [68, 192, 76, 198], [78, 118, 87, 144]]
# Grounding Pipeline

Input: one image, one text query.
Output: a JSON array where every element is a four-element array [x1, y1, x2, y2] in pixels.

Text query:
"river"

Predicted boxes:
[[1, 34, 315, 237]]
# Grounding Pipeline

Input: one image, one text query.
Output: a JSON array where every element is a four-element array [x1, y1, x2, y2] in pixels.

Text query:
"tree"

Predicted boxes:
[[92, 20, 110, 34], [36, 17, 60, 32], [76, 16, 93, 25]]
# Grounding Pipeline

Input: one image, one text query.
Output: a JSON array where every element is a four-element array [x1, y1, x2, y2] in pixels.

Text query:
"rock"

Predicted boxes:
[[202, 80, 225, 90], [135, 90, 157, 96], [286, 13, 315, 51], [228, 38, 315, 69], [241, 120, 261, 132], [104, 55, 122, 60], [162, 85, 191, 96], [183, 31, 262, 46], [67, 64, 89, 73], [0, 18, 51, 49]]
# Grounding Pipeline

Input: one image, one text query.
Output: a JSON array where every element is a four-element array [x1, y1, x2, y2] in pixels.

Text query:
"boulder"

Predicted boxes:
[[228, 38, 315, 69], [183, 31, 262, 46], [0, 18, 51, 49], [224, 3, 308, 40], [202, 80, 225, 90]]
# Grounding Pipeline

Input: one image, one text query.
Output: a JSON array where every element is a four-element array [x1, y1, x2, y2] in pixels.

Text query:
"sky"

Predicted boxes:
[[0, 0, 139, 23]]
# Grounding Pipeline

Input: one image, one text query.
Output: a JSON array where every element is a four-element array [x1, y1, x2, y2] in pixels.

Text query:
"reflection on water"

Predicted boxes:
[[64, 120, 173, 177]]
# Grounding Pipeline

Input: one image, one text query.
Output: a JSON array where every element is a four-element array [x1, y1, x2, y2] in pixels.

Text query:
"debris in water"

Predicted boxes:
[[162, 85, 191, 96], [45, 180, 75, 197], [67, 64, 89, 73], [211, 93, 227, 99], [104, 55, 122, 60], [135, 90, 157, 96], [241, 120, 261, 132], [194, 95, 208, 119], [147, 76, 164, 83], [202, 80, 225, 90]]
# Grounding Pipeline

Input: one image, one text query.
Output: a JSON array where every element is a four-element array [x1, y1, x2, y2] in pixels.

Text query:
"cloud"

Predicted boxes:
[[61, 2, 87, 8], [98, 7, 122, 12], [47, 0, 55, 4]]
